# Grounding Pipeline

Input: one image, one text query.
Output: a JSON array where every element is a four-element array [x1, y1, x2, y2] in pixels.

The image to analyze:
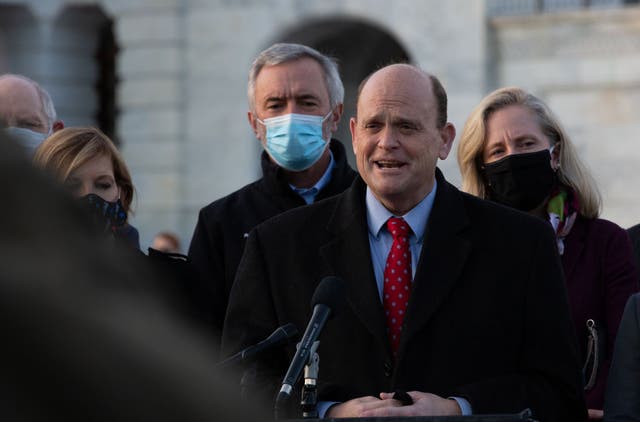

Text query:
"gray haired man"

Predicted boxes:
[[188, 43, 357, 336]]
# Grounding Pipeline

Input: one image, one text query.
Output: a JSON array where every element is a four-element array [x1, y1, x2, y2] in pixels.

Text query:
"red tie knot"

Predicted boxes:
[[386, 217, 411, 240]]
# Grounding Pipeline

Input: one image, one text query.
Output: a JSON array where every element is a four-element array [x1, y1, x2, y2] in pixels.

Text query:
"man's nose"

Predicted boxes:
[[287, 102, 302, 115], [378, 126, 399, 149]]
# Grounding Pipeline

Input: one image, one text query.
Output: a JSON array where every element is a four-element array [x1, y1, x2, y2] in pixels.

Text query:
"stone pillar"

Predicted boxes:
[[104, 0, 186, 250]]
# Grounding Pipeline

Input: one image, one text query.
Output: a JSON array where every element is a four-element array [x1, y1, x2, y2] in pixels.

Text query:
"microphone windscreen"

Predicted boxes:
[[310, 276, 346, 317]]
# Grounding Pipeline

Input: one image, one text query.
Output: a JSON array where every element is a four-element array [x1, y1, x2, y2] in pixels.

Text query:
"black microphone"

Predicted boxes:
[[217, 323, 298, 369], [275, 276, 346, 408]]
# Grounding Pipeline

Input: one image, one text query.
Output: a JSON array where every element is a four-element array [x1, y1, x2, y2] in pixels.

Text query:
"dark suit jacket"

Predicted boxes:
[[563, 216, 638, 408], [628, 223, 640, 287], [222, 170, 586, 421], [188, 140, 356, 335], [604, 293, 640, 421]]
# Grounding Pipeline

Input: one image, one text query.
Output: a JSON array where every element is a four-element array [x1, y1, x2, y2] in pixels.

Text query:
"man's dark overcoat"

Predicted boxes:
[[223, 170, 586, 421]]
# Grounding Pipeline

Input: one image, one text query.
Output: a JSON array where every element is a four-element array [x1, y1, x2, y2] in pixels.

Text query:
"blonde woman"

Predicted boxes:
[[33, 126, 139, 248], [457, 87, 637, 417]]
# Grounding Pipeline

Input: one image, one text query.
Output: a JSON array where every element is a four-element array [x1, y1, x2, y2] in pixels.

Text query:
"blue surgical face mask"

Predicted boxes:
[[258, 111, 332, 172], [2, 126, 49, 156]]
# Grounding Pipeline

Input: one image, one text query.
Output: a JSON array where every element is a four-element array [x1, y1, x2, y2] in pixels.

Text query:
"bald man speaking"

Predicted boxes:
[[222, 64, 586, 422]]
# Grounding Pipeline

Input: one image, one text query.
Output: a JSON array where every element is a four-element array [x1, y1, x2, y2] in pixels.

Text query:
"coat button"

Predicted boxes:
[[384, 361, 393, 377]]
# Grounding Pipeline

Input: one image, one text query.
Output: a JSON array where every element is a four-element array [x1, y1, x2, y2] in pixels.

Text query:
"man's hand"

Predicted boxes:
[[326, 392, 462, 418], [587, 408, 603, 420], [360, 391, 462, 417], [326, 396, 400, 418]]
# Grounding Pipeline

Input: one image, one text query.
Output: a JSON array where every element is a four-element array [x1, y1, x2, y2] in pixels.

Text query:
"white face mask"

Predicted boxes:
[[2, 126, 49, 156]]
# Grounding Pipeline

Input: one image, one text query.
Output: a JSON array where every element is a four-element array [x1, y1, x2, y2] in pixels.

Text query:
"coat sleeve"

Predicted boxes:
[[187, 208, 227, 336], [456, 225, 587, 422], [604, 293, 640, 420]]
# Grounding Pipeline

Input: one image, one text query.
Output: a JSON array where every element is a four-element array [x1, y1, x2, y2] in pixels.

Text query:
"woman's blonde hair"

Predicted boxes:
[[33, 127, 135, 213], [457, 87, 601, 218]]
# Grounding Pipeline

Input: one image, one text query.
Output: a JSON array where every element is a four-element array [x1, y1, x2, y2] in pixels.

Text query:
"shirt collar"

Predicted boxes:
[[289, 149, 335, 197], [366, 179, 438, 242]]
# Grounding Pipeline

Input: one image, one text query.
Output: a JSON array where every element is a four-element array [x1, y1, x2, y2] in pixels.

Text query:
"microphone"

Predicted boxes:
[[217, 323, 299, 369], [275, 276, 346, 406]]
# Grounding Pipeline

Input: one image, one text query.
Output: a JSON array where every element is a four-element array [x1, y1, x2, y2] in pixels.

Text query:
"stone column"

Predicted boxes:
[[104, 0, 186, 250]]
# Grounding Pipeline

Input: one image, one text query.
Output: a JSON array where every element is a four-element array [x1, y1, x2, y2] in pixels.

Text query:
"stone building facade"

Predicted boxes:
[[1, 0, 639, 249]]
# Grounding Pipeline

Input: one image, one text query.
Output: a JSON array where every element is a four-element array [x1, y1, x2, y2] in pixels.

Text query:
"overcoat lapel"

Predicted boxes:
[[399, 171, 472, 356], [320, 178, 391, 356]]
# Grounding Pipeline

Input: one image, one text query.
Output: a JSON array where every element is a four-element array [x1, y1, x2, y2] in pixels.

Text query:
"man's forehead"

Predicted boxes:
[[0, 79, 41, 108], [255, 59, 328, 96], [0, 76, 38, 97], [358, 69, 433, 113], [358, 102, 430, 127], [358, 87, 432, 116], [367, 63, 429, 89], [0, 78, 47, 127]]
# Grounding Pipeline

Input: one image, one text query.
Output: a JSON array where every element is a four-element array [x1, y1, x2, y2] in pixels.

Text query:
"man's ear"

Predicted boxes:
[[329, 103, 343, 133], [52, 120, 64, 132], [438, 123, 456, 160], [247, 111, 260, 140], [349, 117, 358, 155]]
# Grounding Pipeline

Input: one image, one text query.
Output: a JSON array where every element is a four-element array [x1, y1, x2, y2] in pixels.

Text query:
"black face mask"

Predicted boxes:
[[80, 193, 127, 233], [482, 149, 556, 212]]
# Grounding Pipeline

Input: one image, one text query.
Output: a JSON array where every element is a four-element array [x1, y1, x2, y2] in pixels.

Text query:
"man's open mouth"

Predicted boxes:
[[375, 160, 405, 169]]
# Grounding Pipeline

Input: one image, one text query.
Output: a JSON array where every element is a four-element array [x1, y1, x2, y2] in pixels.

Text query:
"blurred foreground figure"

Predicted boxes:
[[0, 134, 263, 421]]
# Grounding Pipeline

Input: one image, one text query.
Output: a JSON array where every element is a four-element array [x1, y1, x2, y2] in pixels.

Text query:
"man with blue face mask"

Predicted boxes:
[[188, 43, 357, 337], [0, 74, 64, 155]]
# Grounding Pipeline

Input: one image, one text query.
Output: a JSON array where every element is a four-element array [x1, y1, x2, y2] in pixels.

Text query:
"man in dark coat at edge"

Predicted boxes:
[[222, 64, 586, 421], [188, 43, 356, 337], [628, 224, 640, 287]]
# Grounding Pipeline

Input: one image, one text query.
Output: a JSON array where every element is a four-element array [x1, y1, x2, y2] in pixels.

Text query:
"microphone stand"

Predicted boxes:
[[274, 340, 321, 420], [301, 341, 320, 419]]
